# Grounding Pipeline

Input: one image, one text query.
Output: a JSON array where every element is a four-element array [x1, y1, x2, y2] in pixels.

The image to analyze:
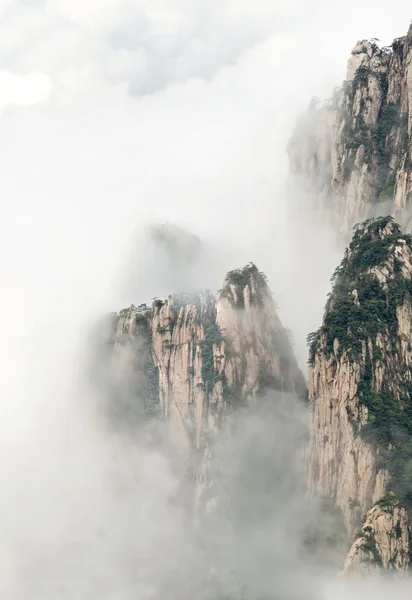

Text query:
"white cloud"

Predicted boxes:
[[0, 0, 410, 98], [0, 0, 410, 370], [0, 0, 302, 96], [0, 69, 52, 112]]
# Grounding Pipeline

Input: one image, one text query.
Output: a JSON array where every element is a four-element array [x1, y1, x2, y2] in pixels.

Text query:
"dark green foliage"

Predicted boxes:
[[379, 184, 395, 202], [343, 154, 356, 181], [196, 308, 248, 410], [404, 137, 412, 170], [143, 351, 160, 417], [341, 112, 372, 164], [226, 262, 267, 289], [375, 103, 401, 145], [189, 342, 196, 378], [156, 324, 167, 335], [353, 66, 372, 88], [199, 319, 223, 392], [360, 536, 383, 566], [134, 311, 160, 418], [340, 58, 406, 200], [172, 292, 203, 312], [308, 217, 412, 510], [392, 37, 406, 53], [372, 103, 403, 197], [153, 298, 164, 310], [308, 216, 409, 362], [224, 263, 269, 309], [376, 492, 397, 509], [358, 376, 412, 511], [379, 71, 388, 97]]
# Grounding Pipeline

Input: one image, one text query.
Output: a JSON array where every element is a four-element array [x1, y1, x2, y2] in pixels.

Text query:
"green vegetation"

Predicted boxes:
[[373, 103, 403, 197], [340, 57, 407, 201], [353, 66, 372, 88], [379, 183, 395, 202], [132, 309, 160, 418], [308, 217, 412, 509], [352, 526, 383, 567], [199, 318, 223, 392], [376, 491, 397, 509], [223, 262, 269, 308], [308, 216, 411, 362], [392, 37, 406, 53], [360, 535, 383, 566], [343, 154, 356, 181], [172, 291, 203, 312], [143, 350, 160, 418], [153, 298, 165, 310], [341, 100, 403, 194]]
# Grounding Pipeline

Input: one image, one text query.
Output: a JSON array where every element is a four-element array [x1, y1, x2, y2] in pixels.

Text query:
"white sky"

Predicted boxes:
[[0, 1, 409, 335], [0, 1, 410, 400]]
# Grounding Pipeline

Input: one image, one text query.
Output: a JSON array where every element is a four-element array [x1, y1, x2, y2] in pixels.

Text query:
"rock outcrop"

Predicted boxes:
[[307, 216, 412, 573], [107, 263, 305, 482], [343, 493, 410, 577], [288, 25, 412, 235]]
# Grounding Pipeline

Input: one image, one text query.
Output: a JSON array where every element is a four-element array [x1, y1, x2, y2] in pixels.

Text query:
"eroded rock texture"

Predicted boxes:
[[288, 26, 412, 235], [307, 216, 412, 573]]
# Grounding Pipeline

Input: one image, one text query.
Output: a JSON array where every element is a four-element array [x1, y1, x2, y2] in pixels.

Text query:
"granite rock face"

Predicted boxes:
[[343, 494, 410, 577], [106, 264, 305, 497], [307, 216, 412, 574], [288, 26, 412, 235]]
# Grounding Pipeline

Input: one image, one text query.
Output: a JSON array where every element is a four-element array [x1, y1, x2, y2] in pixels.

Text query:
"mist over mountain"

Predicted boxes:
[[4, 4, 412, 600], [288, 22, 412, 237]]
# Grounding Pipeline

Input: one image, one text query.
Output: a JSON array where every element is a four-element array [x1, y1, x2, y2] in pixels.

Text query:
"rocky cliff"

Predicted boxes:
[[87, 263, 311, 599], [343, 493, 410, 577], [307, 216, 412, 574], [288, 24, 412, 235], [107, 263, 305, 486]]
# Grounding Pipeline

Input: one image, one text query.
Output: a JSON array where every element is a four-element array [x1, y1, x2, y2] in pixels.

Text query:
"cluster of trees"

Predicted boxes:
[[309, 217, 412, 509]]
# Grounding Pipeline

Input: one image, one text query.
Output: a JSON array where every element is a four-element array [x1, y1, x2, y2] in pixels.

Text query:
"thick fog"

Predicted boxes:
[[1, 0, 412, 598]]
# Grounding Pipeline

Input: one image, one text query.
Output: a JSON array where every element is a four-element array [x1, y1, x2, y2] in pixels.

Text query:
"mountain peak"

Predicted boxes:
[[308, 217, 412, 365], [353, 215, 400, 239], [287, 21, 412, 236], [220, 263, 271, 309]]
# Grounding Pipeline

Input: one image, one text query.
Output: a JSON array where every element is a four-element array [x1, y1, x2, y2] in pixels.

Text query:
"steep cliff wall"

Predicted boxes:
[[288, 25, 412, 234], [307, 216, 412, 572], [109, 264, 305, 476]]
